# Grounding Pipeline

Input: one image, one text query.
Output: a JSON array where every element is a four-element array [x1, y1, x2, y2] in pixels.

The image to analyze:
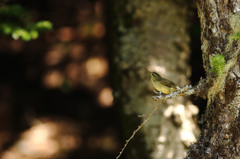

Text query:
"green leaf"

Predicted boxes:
[[0, 4, 52, 41]]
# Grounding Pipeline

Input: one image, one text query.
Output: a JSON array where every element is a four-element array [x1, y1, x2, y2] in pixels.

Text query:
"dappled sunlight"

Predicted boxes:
[[94, 1, 104, 18], [45, 50, 65, 66], [92, 22, 105, 38], [78, 24, 92, 39], [44, 44, 70, 66], [0, 1, 120, 159], [98, 87, 113, 107], [162, 103, 199, 147], [69, 44, 86, 60], [1, 118, 82, 159], [85, 56, 108, 80], [1, 148, 26, 159], [57, 27, 75, 42], [78, 21, 105, 39], [16, 123, 59, 157], [76, 2, 92, 23], [65, 62, 82, 86], [65, 58, 110, 92], [43, 70, 64, 89]]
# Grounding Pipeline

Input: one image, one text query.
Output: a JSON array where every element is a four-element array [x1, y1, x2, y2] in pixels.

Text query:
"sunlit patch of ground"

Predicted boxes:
[[2, 118, 81, 159], [1, 117, 120, 159]]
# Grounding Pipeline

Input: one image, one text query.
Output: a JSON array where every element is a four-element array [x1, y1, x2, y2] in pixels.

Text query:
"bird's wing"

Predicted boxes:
[[161, 79, 177, 88]]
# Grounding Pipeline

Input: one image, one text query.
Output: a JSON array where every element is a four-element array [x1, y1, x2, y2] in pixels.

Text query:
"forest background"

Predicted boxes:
[[0, 0, 207, 159]]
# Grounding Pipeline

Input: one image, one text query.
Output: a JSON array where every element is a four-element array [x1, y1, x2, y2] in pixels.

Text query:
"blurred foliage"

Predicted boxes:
[[0, 4, 52, 41]]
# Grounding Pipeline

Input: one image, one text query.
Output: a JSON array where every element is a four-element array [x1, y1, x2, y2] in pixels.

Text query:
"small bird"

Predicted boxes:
[[150, 72, 177, 95]]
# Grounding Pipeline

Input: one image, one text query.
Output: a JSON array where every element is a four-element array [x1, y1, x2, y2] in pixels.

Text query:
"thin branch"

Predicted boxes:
[[152, 78, 207, 100], [116, 102, 164, 159], [116, 78, 207, 159]]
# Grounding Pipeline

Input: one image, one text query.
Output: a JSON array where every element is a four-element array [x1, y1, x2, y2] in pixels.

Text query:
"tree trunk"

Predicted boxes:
[[187, 1, 240, 158], [113, 0, 199, 158]]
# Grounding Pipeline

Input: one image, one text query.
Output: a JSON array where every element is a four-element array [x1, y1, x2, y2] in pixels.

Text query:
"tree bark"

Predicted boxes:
[[187, 1, 240, 158], [113, 0, 199, 158]]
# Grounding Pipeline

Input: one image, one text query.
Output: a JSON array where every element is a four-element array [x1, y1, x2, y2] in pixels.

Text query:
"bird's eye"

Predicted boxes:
[[152, 72, 157, 77]]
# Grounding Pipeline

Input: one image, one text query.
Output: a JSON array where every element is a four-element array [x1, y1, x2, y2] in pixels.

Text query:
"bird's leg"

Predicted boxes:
[[154, 90, 162, 96], [152, 95, 161, 100], [152, 90, 163, 100], [153, 90, 158, 94], [169, 90, 174, 98]]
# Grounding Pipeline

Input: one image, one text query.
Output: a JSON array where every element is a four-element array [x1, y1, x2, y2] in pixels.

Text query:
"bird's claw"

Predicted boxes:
[[152, 95, 161, 100], [170, 90, 173, 96], [154, 90, 162, 96], [152, 90, 163, 100]]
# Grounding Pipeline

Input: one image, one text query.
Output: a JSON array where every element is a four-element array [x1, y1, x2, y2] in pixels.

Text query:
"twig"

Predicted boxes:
[[116, 102, 163, 159], [152, 78, 207, 100], [116, 78, 207, 158]]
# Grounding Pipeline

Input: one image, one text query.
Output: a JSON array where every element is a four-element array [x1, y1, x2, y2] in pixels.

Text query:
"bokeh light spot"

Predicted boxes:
[[85, 57, 108, 80], [98, 87, 113, 107], [16, 123, 59, 158], [2, 119, 82, 159], [66, 63, 82, 85], [77, 3, 92, 23], [92, 22, 105, 38], [45, 50, 64, 66], [69, 44, 86, 60], [78, 24, 91, 39], [94, 1, 104, 17], [57, 27, 75, 41], [43, 71, 64, 89]]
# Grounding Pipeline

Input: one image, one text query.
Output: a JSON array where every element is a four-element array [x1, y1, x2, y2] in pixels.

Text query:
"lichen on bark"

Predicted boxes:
[[186, 1, 240, 158]]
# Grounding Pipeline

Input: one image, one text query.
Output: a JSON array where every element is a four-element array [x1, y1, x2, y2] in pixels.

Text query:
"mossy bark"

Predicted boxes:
[[186, 1, 240, 158], [113, 0, 199, 158]]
